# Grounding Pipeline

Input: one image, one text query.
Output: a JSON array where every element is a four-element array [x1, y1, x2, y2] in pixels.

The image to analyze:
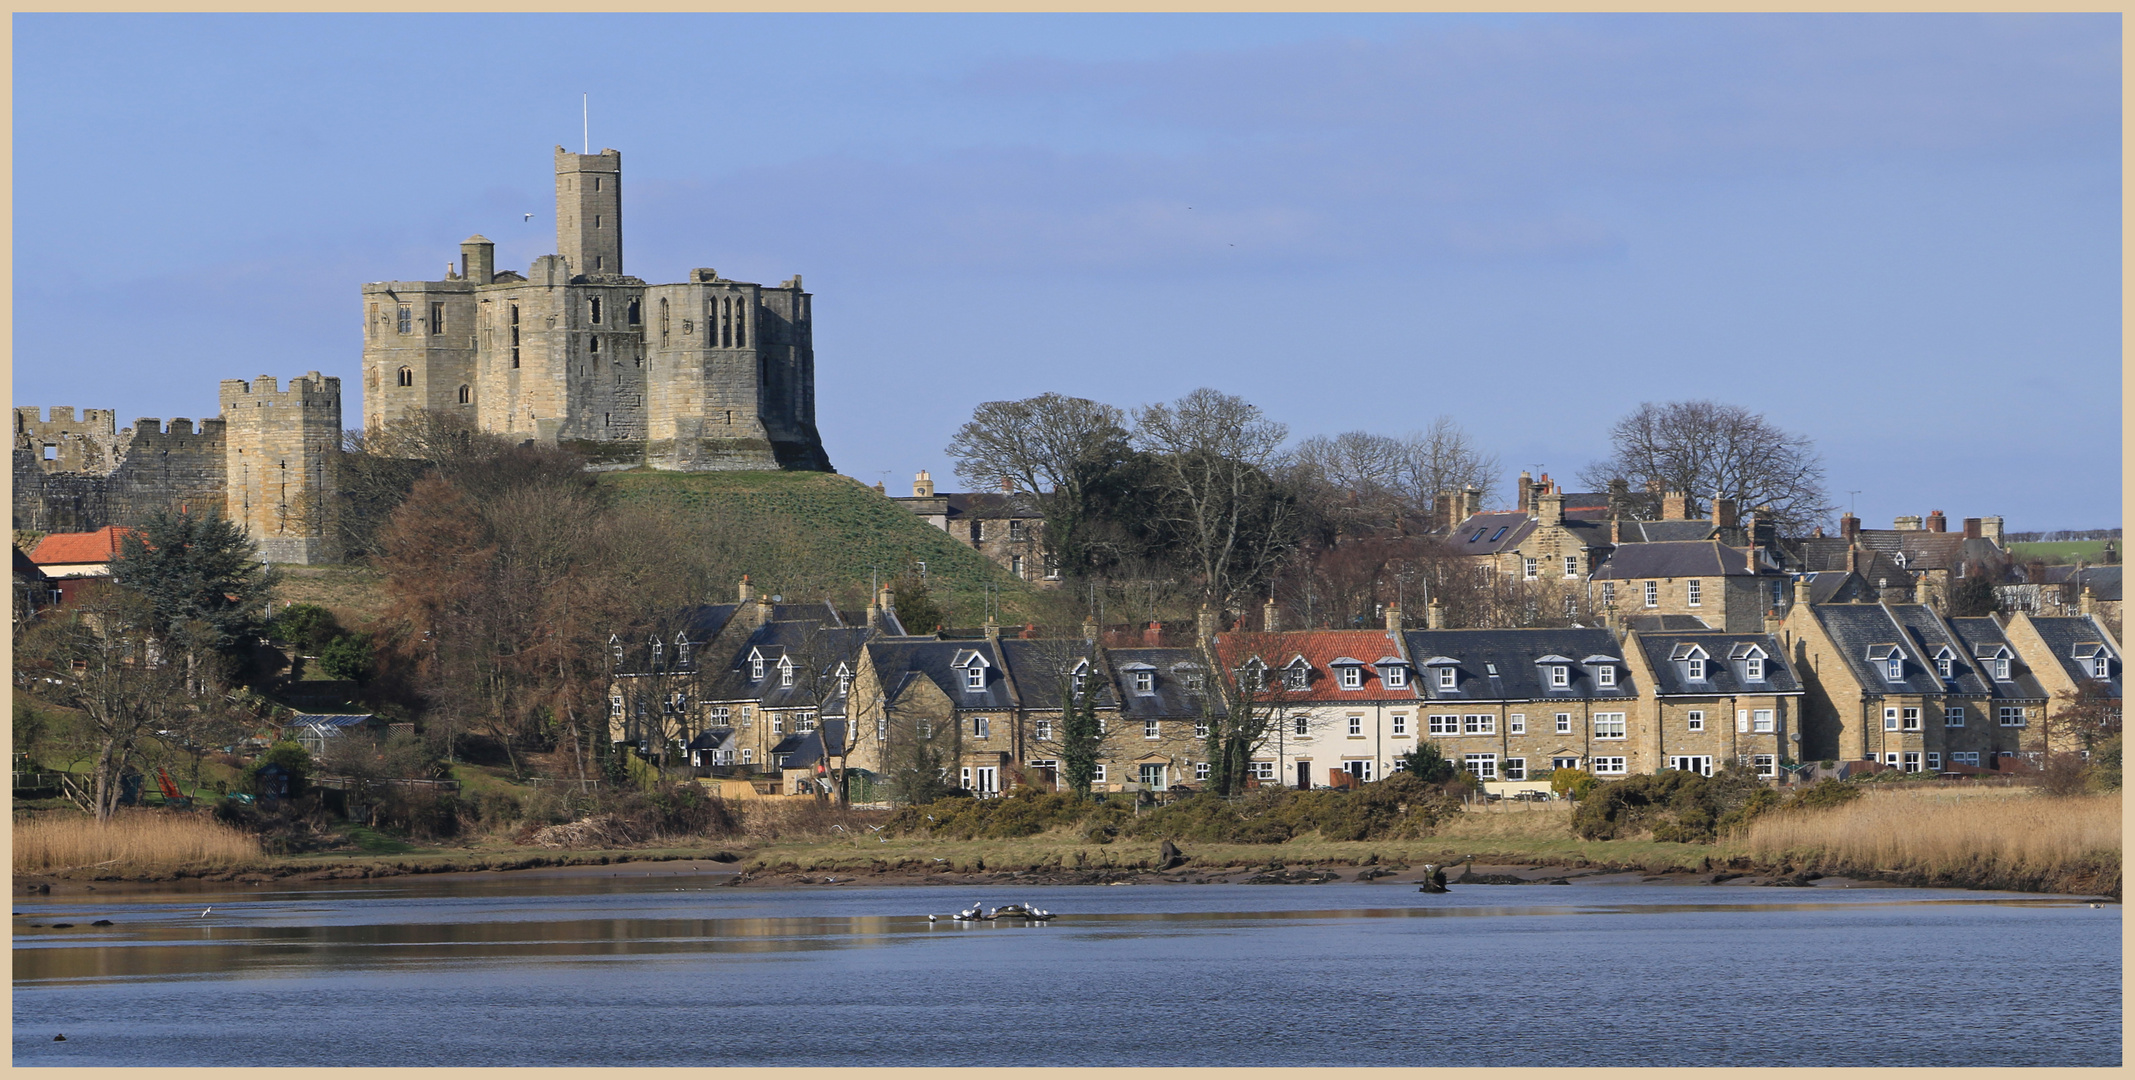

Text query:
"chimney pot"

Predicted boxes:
[[1425, 597, 1445, 630], [1384, 603, 1403, 633], [1143, 621, 1163, 646], [1926, 510, 1947, 533]]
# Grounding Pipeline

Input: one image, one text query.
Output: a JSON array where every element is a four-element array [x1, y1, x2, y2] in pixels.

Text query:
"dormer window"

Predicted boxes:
[[1993, 658, 2009, 681], [750, 654, 765, 681], [650, 640, 662, 666], [1134, 670, 1154, 693], [966, 665, 985, 691], [1687, 657, 1706, 680], [1745, 656, 1765, 681], [1595, 665, 1616, 688], [1549, 665, 1569, 688], [1887, 657, 1903, 680], [1437, 667, 1457, 690], [675, 636, 691, 666], [2093, 655, 2111, 679], [1892, 552, 1909, 569], [1936, 655, 1952, 679], [1241, 660, 1267, 693], [1339, 666, 1362, 690], [610, 636, 624, 664], [778, 658, 794, 688], [1384, 666, 1407, 689], [836, 664, 852, 698], [1284, 664, 1309, 691], [1490, 526, 1509, 542]]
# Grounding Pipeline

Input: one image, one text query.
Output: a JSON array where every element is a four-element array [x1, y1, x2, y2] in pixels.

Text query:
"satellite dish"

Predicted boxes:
[[771, 595, 784, 602]]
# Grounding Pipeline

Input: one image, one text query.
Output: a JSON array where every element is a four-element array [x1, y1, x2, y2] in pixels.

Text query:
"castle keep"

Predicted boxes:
[[14, 374, 342, 564], [361, 147, 831, 472]]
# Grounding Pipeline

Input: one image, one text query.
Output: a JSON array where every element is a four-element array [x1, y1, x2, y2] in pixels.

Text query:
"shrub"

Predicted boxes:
[[1395, 741, 1455, 784], [1551, 767, 1597, 801], [245, 742, 312, 798], [318, 632, 374, 684], [1786, 778, 1865, 812], [1573, 767, 1774, 843], [2090, 734, 2122, 792], [372, 787, 462, 841]]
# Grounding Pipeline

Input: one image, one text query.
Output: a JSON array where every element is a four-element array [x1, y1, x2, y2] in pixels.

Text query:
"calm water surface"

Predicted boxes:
[[12, 874, 2120, 1067]]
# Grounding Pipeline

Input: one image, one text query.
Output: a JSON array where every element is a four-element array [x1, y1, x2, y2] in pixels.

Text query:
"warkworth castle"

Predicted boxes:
[[14, 147, 832, 564]]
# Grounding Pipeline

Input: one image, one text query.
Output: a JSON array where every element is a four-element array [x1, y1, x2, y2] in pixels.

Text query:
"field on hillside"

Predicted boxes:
[[2007, 540, 2117, 564], [273, 564, 392, 626], [602, 469, 1049, 627]]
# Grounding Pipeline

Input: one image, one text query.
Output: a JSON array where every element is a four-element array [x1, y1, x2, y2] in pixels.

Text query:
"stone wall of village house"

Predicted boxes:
[[1593, 574, 1786, 633]]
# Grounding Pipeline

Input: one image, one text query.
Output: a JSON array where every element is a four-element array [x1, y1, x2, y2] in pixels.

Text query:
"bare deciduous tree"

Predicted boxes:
[[15, 584, 189, 821], [1134, 389, 1301, 611], [945, 392, 1133, 576], [1577, 400, 1831, 533]]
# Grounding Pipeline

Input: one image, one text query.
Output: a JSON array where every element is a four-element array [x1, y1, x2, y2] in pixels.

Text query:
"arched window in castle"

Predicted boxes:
[[736, 304, 746, 348], [589, 335, 600, 355], [458, 385, 470, 405], [721, 297, 733, 347], [397, 367, 413, 388], [627, 299, 640, 326], [659, 298, 669, 346], [396, 305, 412, 334], [509, 303, 520, 368]]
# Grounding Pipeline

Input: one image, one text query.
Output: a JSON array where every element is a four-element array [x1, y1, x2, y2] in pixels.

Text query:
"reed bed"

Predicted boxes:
[[1741, 789, 2120, 895], [14, 812, 264, 875]]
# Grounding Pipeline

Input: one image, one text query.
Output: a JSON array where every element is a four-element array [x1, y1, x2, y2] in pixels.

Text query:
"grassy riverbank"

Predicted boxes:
[[16, 787, 2120, 898]]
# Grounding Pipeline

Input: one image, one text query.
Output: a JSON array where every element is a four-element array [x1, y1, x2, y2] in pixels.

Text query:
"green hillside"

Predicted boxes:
[[600, 469, 1048, 628], [2007, 540, 2118, 565]]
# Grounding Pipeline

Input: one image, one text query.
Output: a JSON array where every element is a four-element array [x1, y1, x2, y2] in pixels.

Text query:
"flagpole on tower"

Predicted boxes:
[[582, 93, 588, 154]]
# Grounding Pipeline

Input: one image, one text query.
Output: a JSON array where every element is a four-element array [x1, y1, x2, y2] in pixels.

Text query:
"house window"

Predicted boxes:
[[709, 706, 729, 725], [396, 305, 412, 333], [1945, 706, 1965, 727], [1951, 751, 1979, 766], [1992, 658, 2010, 680], [1754, 709, 1776, 733], [876, 716, 887, 740], [1902, 751, 1921, 773], [1687, 579, 1702, 607], [1437, 667, 1457, 690], [1745, 656, 1765, 681], [1644, 581, 1658, 607], [1284, 666, 1308, 691], [974, 717, 990, 739], [458, 385, 470, 405], [965, 665, 985, 691], [1184, 671, 1206, 692], [1393, 714, 1409, 736], [1926, 752, 1942, 771], [1145, 719, 1160, 740], [1886, 656, 1904, 680], [1008, 519, 1027, 541], [2091, 655, 2112, 678], [1134, 670, 1154, 693], [741, 748, 752, 764], [1564, 556, 1578, 577], [797, 714, 817, 733], [1593, 713, 1626, 739], [1754, 755, 1778, 778], [1139, 763, 1167, 789], [771, 716, 784, 735], [1999, 706, 2026, 727], [742, 707, 753, 728], [1294, 716, 1310, 737], [1384, 666, 1407, 688], [1555, 713, 1572, 734], [1596, 665, 1616, 688], [1463, 714, 1495, 735], [1011, 555, 1025, 577], [779, 663, 794, 688], [1348, 716, 1363, 736], [396, 366, 413, 387], [609, 695, 624, 718], [1502, 758, 1526, 781], [1195, 762, 1211, 780], [1884, 707, 1900, 731], [1248, 761, 1275, 781], [678, 640, 692, 666], [1035, 718, 1052, 741], [1553, 756, 1581, 773], [1687, 710, 1705, 732], [1602, 582, 1616, 606], [1507, 713, 1524, 735], [1901, 708, 1919, 732], [1463, 753, 1498, 779], [1194, 719, 1209, 738], [1340, 667, 1362, 690], [1936, 655, 1953, 678], [1524, 557, 1538, 580], [1549, 665, 1569, 689], [1429, 714, 1459, 735], [1592, 756, 1627, 776], [750, 657, 765, 681]]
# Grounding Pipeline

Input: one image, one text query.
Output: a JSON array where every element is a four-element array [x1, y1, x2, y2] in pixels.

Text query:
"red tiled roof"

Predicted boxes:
[[1213, 629, 1415, 702], [29, 526, 138, 566]]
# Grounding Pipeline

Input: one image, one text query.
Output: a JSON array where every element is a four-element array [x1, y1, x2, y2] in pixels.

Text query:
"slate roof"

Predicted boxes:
[[1105, 647, 1220, 719], [1615, 520, 1720, 543], [770, 721, 848, 768], [1630, 631, 1802, 697], [995, 637, 1116, 712], [867, 638, 1016, 710], [685, 727, 738, 752], [1622, 614, 1713, 632], [942, 491, 1045, 521], [1590, 541, 1778, 580], [1444, 512, 1536, 556], [1213, 629, 1415, 702], [1799, 571, 1876, 605], [2022, 615, 2122, 696], [1806, 603, 2009, 698], [704, 621, 871, 709], [1399, 628, 1637, 703], [2048, 565, 2123, 602], [1851, 531, 2005, 574], [29, 526, 137, 569], [1944, 618, 2049, 701]]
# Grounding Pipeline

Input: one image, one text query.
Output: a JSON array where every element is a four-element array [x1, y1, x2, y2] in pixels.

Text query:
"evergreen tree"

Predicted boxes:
[[110, 508, 276, 659]]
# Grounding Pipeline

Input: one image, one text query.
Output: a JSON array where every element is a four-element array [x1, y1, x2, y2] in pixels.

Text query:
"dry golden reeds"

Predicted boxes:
[[1741, 788, 2120, 891], [14, 812, 263, 874]]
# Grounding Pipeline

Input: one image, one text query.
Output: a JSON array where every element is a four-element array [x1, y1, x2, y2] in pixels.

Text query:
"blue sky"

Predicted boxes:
[[13, 13, 2121, 531]]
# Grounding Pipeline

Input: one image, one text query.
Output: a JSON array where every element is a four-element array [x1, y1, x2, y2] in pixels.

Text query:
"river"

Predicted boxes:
[[12, 872, 2120, 1067]]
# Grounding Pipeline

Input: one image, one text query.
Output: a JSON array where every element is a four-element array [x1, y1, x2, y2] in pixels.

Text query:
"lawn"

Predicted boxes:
[[2006, 540, 2118, 565]]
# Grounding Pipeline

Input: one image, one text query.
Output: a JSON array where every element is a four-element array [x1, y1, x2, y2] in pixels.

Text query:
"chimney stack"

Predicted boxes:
[[1537, 487, 1565, 527], [1894, 515, 1922, 531], [1516, 471, 1533, 512], [738, 575, 755, 603], [1262, 597, 1281, 633], [1841, 513, 1859, 541], [1926, 510, 1947, 533], [1661, 491, 1689, 521], [1196, 605, 1219, 641], [1384, 602, 1403, 633], [1980, 516, 2004, 545], [1426, 597, 1445, 630], [1611, 518, 1624, 544], [913, 470, 934, 498], [1712, 497, 1739, 530], [1083, 615, 1101, 642], [1962, 517, 1982, 540], [1143, 621, 1163, 647], [2081, 585, 2096, 617], [1463, 485, 1482, 520], [1607, 477, 1630, 520]]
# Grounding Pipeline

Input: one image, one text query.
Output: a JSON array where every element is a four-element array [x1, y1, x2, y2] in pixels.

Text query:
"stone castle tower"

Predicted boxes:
[[361, 147, 832, 472], [14, 373, 343, 564]]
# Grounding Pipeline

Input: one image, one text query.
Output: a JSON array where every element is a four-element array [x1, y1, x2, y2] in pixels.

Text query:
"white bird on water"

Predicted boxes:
[[200, 907, 211, 918]]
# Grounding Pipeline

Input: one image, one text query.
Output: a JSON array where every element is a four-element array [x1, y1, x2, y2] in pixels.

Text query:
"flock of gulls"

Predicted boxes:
[[927, 900, 1056, 923]]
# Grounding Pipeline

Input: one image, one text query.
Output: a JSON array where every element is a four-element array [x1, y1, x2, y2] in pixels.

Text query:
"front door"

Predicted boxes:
[[1297, 761, 1313, 789], [1139, 763, 1166, 790], [1668, 755, 1712, 776], [974, 766, 999, 795]]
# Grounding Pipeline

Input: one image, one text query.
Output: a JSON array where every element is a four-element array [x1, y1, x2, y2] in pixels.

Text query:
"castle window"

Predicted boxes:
[[593, 215, 602, 229], [590, 298, 602, 325], [42, 444, 55, 461], [396, 367, 412, 388], [722, 297, 733, 347], [429, 303, 444, 334], [589, 335, 600, 354], [659, 299, 669, 345], [594, 256, 604, 271], [736, 306, 747, 347], [458, 385, 470, 405], [593, 177, 601, 191], [509, 305, 521, 367], [396, 306, 411, 334]]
